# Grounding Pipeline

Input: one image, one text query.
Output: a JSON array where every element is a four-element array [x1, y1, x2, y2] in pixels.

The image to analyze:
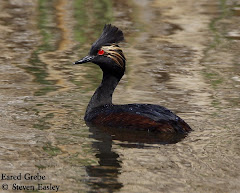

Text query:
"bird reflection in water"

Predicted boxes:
[[85, 125, 186, 192]]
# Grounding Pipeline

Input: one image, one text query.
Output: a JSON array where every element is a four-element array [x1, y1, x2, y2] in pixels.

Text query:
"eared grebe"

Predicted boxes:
[[74, 24, 192, 133]]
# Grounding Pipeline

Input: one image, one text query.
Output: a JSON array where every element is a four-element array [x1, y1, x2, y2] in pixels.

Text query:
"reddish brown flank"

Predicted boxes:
[[92, 112, 191, 133]]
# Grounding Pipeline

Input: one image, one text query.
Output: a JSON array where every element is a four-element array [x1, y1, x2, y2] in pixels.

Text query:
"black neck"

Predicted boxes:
[[86, 72, 120, 114]]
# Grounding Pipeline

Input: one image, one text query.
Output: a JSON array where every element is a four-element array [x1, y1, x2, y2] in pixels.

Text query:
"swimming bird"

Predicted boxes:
[[74, 24, 192, 133]]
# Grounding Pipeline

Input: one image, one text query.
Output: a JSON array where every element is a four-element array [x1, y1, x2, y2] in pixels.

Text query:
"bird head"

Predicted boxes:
[[74, 24, 126, 79]]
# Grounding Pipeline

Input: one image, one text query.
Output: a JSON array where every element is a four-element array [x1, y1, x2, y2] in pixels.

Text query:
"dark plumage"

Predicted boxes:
[[74, 24, 192, 134], [85, 104, 192, 133], [90, 24, 124, 55]]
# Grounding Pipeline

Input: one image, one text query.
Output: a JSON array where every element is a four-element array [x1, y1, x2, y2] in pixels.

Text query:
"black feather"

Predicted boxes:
[[90, 24, 124, 55], [85, 104, 192, 133]]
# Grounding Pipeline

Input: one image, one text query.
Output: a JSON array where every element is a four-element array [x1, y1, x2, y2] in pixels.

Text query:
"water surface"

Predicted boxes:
[[0, 0, 239, 192]]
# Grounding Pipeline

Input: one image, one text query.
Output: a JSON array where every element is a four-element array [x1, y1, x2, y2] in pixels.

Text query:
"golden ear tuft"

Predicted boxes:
[[101, 45, 126, 68]]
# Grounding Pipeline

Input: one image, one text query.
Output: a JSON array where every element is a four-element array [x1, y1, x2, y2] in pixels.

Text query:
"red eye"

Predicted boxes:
[[98, 49, 105, 55]]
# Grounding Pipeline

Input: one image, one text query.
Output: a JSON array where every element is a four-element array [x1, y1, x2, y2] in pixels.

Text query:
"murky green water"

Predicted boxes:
[[0, 0, 239, 192]]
